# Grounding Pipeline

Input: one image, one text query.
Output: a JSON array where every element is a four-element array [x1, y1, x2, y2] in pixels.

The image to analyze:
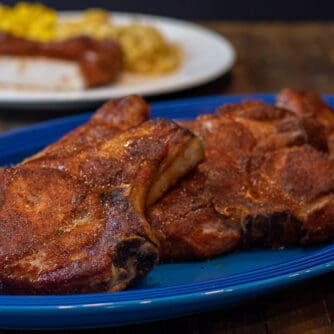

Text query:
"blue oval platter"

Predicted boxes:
[[0, 94, 334, 330]]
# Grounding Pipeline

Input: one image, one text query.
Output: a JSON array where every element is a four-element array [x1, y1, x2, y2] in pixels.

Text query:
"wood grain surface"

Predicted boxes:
[[1, 22, 334, 334]]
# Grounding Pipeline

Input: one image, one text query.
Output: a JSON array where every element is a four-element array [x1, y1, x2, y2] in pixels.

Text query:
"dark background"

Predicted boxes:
[[2, 0, 334, 20]]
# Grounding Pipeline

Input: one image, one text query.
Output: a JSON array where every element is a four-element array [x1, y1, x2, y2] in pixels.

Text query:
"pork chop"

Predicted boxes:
[[0, 102, 204, 293], [148, 100, 334, 261], [0, 167, 157, 294]]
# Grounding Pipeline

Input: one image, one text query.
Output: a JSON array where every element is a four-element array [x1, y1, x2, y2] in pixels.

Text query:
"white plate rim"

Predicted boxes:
[[0, 11, 236, 108]]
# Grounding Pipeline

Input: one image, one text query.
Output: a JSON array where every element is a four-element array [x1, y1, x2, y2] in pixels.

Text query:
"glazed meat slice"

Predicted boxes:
[[276, 89, 334, 156], [0, 117, 204, 294], [148, 100, 334, 261]]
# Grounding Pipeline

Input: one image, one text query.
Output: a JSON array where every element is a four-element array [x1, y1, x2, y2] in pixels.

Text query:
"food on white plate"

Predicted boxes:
[[0, 3, 181, 91], [55, 9, 181, 74], [0, 33, 123, 90]]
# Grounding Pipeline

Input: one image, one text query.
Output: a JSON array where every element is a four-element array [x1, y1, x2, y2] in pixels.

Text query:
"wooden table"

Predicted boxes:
[[1, 22, 334, 333]]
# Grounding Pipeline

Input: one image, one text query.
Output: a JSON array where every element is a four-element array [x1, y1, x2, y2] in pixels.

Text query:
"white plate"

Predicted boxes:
[[0, 12, 235, 110]]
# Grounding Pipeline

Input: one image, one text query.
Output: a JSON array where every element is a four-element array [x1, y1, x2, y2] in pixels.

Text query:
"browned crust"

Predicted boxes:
[[1, 98, 203, 293], [0, 33, 123, 87], [149, 98, 334, 261], [0, 167, 158, 294], [24, 95, 150, 163], [276, 89, 334, 155]]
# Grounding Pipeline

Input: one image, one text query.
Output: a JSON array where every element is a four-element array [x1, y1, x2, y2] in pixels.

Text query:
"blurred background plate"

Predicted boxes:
[[0, 12, 235, 111]]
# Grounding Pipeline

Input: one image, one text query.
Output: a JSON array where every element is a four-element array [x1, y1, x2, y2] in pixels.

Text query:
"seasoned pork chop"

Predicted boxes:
[[24, 118, 204, 203], [0, 99, 204, 293], [0, 167, 157, 294], [149, 100, 334, 261]]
